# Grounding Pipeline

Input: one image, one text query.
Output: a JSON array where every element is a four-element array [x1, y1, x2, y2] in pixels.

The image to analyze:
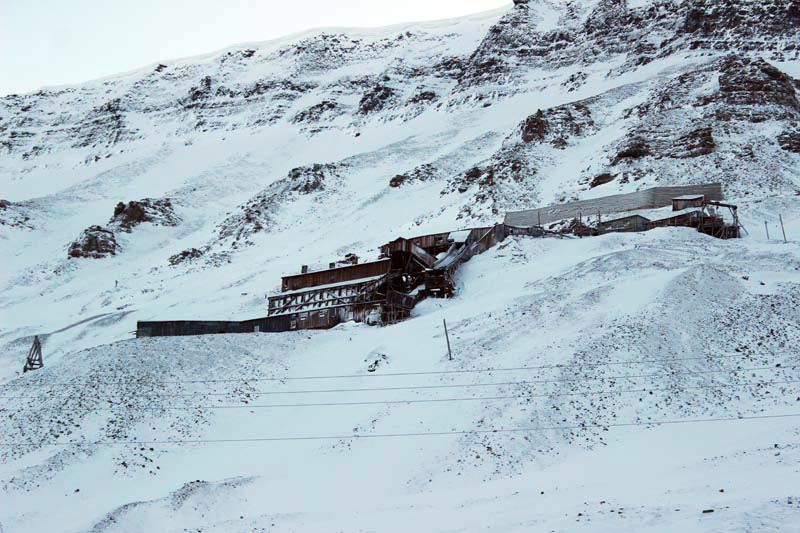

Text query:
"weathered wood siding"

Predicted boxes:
[[281, 259, 391, 292]]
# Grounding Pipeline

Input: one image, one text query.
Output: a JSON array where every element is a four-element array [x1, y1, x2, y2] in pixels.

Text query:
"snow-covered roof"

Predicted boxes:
[[672, 194, 704, 200], [448, 230, 471, 243], [647, 207, 701, 222], [597, 206, 702, 226]]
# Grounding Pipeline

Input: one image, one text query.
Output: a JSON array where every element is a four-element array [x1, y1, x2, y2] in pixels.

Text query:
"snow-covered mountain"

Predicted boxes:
[[1, 1, 799, 531]]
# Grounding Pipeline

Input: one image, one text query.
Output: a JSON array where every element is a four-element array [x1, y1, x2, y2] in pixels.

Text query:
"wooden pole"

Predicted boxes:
[[764, 221, 770, 240], [443, 318, 452, 361], [779, 214, 787, 242]]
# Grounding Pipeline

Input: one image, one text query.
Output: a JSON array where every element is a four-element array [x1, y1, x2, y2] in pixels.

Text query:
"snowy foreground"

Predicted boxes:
[[2, 230, 800, 532]]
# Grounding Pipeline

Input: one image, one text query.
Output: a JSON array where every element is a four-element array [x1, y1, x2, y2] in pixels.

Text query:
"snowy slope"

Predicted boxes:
[[1, 1, 800, 531], [2, 231, 800, 532]]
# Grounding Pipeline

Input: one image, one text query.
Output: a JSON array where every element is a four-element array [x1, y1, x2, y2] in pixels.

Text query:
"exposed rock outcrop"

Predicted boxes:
[[519, 104, 594, 147], [215, 163, 346, 247], [589, 173, 616, 188], [0, 199, 34, 230], [389, 163, 440, 188], [358, 85, 397, 115], [110, 198, 179, 232], [67, 198, 178, 259], [667, 127, 715, 158], [168, 247, 205, 266], [778, 128, 800, 153], [68, 226, 118, 259]]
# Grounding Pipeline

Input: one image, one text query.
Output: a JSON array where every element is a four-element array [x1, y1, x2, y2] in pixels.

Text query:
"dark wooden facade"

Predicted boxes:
[[281, 259, 391, 292]]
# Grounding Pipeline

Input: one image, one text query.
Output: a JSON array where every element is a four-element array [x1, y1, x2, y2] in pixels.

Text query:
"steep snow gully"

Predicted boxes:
[[2, 1, 800, 531]]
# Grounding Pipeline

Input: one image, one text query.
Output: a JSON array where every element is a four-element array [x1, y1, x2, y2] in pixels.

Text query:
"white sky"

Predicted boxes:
[[0, 0, 511, 96]]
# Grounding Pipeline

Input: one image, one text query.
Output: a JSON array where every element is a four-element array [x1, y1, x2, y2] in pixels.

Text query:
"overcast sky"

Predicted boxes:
[[0, 0, 511, 96]]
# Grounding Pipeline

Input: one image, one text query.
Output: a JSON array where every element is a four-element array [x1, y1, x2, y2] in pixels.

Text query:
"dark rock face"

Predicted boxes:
[[71, 98, 136, 150], [169, 247, 205, 266], [669, 127, 715, 158], [717, 57, 800, 119], [66, 197, 178, 259], [458, 0, 798, 93], [680, 0, 800, 44], [287, 163, 339, 194], [457, 167, 489, 193], [110, 198, 179, 232], [216, 163, 346, 247], [613, 138, 651, 163], [778, 128, 800, 153], [358, 85, 396, 114], [408, 91, 437, 104], [432, 57, 467, 79], [389, 163, 439, 188], [68, 226, 118, 259], [520, 111, 549, 143], [188, 76, 213, 104], [589, 173, 616, 188], [519, 104, 593, 146], [292, 101, 339, 124]]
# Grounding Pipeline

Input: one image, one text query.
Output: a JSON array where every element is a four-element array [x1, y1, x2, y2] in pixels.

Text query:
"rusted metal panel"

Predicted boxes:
[[281, 259, 391, 292]]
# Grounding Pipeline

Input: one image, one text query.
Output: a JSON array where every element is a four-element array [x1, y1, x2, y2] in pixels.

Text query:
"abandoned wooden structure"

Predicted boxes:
[[136, 183, 740, 339], [280, 260, 391, 292], [505, 183, 724, 229], [593, 199, 741, 239], [137, 224, 508, 338], [597, 214, 650, 233], [23, 336, 43, 373]]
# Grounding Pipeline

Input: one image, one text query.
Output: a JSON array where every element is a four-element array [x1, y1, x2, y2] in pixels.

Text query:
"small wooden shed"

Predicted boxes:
[[672, 195, 704, 211], [598, 214, 650, 233]]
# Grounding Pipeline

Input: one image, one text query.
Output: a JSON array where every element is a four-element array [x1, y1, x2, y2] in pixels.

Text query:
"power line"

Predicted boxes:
[[3, 379, 797, 412], [4, 352, 783, 388], [0, 365, 793, 400], [2, 412, 798, 447]]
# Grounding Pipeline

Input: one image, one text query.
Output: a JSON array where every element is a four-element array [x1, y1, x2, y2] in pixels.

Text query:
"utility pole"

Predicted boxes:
[[443, 318, 453, 361], [779, 214, 787, 242], [23, 336, 43, 373], [764, 221, 770, 240]]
